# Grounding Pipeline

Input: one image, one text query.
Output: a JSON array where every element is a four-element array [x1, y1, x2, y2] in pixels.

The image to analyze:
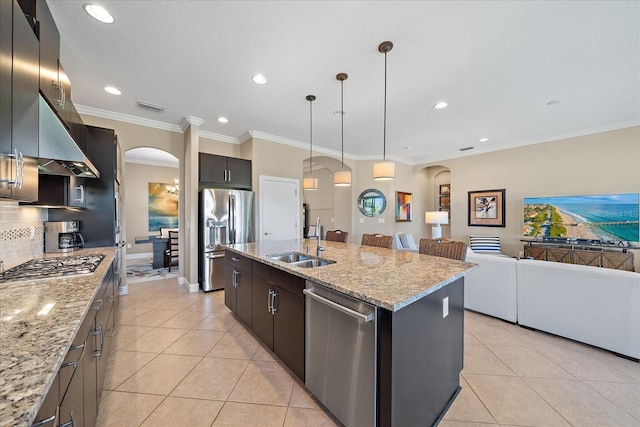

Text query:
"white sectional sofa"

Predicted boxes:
[[517, 259, 640, 360], [464, 251, 518, 323]]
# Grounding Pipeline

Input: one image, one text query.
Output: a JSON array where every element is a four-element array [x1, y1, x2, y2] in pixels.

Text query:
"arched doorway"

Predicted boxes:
[[124, 147, 181, 284], [302, 155, 353, 240]]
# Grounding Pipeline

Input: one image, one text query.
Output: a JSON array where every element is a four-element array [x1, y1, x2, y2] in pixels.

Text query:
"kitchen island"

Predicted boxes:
[[0, 247, 117, 427], [225, 239, 476, 426]]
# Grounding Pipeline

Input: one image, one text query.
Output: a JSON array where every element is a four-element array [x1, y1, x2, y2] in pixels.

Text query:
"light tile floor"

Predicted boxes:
[[98, 278, 640, 427]]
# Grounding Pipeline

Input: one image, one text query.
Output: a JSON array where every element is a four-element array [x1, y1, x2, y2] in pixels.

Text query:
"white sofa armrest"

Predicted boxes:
[[464, 251, 518, 322], [517, 259, 640, 359]]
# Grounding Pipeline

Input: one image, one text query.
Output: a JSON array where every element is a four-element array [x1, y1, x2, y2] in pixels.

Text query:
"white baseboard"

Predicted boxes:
[[178, 276, 200, 293], [126, 252, 152, 261]]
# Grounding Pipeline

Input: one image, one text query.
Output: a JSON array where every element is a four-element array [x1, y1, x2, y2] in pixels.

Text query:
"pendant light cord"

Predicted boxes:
[[341, 79, 344, 168], [309, 97, 313, 178], [383, 50, 387, 162]]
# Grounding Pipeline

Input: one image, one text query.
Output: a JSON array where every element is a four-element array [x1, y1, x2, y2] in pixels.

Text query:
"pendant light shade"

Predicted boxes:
[[373, 41, 395, 181], [372, 161, 395, 181], [303, 177, 318, 190], [303, 95, 318, 191], [333, 169, 352, 186], [334, 73, 352, 187]]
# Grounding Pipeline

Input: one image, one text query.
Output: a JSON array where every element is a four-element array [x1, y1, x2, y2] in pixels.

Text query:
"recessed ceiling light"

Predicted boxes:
[[478, 137, 489, 142], [217, 117, 228, 123], [434, 102, 448, 110], [84, 4, 114, 23], [252, 74, 267, 85], [547, 99, 560, 106], [104, 86, 121, 95]]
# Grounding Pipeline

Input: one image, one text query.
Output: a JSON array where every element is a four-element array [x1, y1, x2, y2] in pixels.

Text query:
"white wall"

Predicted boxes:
[[421, 126, 640, 257]]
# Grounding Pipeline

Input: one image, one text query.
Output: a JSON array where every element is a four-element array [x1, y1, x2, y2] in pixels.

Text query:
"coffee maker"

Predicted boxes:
[[44, 221, 85, 253]]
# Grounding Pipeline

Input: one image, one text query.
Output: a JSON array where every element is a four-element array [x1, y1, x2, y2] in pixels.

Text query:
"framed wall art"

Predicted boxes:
[[468, 189, 506, 227], [148, 182, 179, 231], [395, 191, 412, 222]]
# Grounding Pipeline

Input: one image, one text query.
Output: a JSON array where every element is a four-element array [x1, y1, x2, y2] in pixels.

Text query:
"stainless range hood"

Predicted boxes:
[[38, 95, 100, 178]]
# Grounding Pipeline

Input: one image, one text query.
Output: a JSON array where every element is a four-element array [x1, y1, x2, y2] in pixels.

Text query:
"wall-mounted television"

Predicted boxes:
[[523, 193, 639, 242]]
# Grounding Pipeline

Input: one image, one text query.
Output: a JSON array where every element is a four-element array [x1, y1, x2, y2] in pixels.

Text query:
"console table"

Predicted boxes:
[[135, 235, 169, 269], [521, 239, 635, 271]]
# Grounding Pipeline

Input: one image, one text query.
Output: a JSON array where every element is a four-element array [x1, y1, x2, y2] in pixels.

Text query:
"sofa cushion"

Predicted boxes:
[[516, 259, 640, 359], [469, 235, 502, 254], [464, 251, 518, 322]]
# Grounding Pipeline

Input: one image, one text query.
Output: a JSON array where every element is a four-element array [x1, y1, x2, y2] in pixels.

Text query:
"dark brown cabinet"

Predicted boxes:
[[49, 126, 120, 247], [31, 261, 117, 427], [252, 262, 305, 380], [0, 0, 39, 201], [30, 175, 86, 208], [224, 251, 253, 327], [199, 153, 252, 189]]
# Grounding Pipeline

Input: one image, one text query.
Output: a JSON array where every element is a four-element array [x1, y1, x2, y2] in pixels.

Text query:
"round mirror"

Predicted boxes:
[[357, 189, 386, 217]]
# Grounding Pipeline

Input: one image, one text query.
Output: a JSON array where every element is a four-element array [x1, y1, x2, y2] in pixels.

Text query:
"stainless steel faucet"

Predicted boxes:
[[316, 234, 325, 257]]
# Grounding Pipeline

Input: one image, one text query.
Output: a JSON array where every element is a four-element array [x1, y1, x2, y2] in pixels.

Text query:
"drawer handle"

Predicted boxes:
[[270, 290, 277, 315], [59, 411, 75, 427], [231, 257, 240, 262], [32, 407, 58, 426]]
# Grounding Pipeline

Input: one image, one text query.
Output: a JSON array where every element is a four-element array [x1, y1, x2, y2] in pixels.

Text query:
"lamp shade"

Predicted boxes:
[[372, 161, 395, 180], [303, 177, 318, 190], [333, 169, 352, 186], [425, 211, 448, 225]]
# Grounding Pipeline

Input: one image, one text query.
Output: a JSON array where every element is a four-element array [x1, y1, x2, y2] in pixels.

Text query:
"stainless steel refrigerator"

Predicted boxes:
[[199, 189, 254, 291]]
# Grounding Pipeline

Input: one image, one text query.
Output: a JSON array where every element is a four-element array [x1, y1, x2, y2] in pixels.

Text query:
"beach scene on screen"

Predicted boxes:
[[523, 193, 639, 242]]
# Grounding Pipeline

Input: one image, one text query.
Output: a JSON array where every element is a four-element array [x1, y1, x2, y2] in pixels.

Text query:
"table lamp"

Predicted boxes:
[[425, 211, 448, 239]]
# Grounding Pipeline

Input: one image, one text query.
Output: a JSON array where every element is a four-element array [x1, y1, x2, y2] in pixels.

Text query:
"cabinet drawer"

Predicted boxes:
[[253, 262, 304, 297], [225, 251, 252, 271]]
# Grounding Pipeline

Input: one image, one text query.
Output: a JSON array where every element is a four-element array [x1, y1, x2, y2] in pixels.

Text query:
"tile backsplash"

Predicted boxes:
[[0, 201, 47, 271]]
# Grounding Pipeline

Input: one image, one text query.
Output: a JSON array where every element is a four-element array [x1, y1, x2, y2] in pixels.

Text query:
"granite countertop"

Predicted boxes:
[[0, 247, 117, 427], [227, 239, 476, 312]]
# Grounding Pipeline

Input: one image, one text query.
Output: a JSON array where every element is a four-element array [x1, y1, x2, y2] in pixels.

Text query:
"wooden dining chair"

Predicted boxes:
[[361, 233, 393, 249], [165, 230, 179, 271], [419, 238, 468, 261], [325, 230, 349, 243]]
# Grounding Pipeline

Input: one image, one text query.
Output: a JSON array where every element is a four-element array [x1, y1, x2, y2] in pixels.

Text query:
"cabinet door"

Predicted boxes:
[[273, 285, 305, 381], [83, 315, 98, 427], [251, 275, 274, 349], [227, 157, 251, 189], [56, 62, 71, 127], [224, 261, 237, 313], [36, 0, 60, 107], [0, 0, 12, 199], [59, 351, 83, 427], [199, 153, 227, 185], [32, 374, 59, 426], [236, 265, 253, 328], [9, 0, 39, 201], [67, 175, 86, 208]]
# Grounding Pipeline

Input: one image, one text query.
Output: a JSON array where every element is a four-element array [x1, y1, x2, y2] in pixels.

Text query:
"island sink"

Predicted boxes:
[[267, 252, 336, 268]]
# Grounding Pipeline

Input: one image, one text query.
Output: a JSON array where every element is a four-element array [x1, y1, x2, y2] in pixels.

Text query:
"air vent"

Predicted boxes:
[[136, 100, 165, 112], [459, 146, 475, 151]]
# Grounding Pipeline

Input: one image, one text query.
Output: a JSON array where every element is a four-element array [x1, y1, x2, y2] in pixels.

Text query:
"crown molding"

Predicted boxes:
[[75, 104, 183, 133], [180, 116, 205, 132], [199, 131, 240, 144], [247, 130, 358, 160]]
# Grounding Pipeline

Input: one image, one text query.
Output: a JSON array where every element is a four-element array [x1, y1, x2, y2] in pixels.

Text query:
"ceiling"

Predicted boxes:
[[48, 1, 639, 165]]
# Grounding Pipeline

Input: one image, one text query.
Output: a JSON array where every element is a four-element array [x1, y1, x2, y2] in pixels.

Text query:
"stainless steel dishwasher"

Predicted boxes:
[[304, 281, 377, 427]]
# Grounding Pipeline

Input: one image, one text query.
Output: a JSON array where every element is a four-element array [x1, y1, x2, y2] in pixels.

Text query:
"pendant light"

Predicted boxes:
[[373, 41, 395, 181], [334, 73, 352, 186], [303, 95, 319, 190]]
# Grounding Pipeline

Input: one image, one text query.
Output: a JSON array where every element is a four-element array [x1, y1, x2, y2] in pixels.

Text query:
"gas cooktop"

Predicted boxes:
[[0, 254, 105, 284]]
